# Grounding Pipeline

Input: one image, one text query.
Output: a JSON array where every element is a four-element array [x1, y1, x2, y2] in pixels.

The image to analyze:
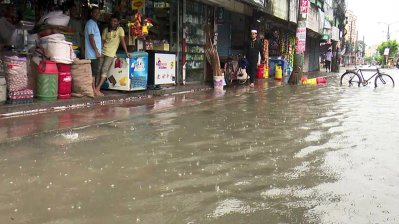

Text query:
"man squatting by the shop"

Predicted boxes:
[[245, 29, 264, 87]]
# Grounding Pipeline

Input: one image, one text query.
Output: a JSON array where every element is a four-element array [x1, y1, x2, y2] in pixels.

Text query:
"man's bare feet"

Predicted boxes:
[[94, 89, 104, 97]]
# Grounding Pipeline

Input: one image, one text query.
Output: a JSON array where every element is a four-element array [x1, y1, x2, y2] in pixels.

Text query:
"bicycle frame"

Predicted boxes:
[[350, 68, 381, 86], [341, 67, 395, 88]]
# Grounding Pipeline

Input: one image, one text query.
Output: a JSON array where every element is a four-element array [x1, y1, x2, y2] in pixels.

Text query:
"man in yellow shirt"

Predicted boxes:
[[95, 13, 131, 96]]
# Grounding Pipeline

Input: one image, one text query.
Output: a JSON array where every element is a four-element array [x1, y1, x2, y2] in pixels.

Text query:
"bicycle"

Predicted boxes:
[[340, 67, 395, 88], [224, 55, 249, 85]]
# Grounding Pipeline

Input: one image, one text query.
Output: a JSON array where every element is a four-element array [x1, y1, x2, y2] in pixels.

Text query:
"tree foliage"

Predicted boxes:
[[377, 40, 399, 58]]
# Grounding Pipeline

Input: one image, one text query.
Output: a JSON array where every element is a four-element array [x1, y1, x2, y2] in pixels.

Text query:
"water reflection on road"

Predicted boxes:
[[1, 76, 399, 223]]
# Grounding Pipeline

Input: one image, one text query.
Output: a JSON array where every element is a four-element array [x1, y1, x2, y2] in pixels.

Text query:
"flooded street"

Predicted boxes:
[[1, 72, 399, 223]]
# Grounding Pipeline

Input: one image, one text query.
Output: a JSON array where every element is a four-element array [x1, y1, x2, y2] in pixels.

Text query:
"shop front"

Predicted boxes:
[[0, 0, 182, 105], [182, 0, 208, 83], [255, 0, 296, 80], [182, 0, 254, 84]]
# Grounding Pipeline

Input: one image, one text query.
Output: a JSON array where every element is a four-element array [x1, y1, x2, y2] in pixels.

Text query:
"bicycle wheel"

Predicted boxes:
[[340, 71, 361, 87], [374, 73, 394, 88]]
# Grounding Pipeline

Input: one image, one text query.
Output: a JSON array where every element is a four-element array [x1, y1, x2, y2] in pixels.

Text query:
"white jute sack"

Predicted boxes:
[[46, 39, 73, 64]]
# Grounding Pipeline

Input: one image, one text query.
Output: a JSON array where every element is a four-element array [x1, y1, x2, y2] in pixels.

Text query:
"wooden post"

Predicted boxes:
[[289, 0, 309, 85]]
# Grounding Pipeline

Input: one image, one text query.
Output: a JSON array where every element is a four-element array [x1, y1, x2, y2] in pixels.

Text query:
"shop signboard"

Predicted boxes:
[[132, 0, 145, 10], [271, 0, 288, 20], [296, 22, 307, 53], [154, 1, 169, 8], [289, 0, 298, 23], [318, 8, 325, 33], [306, 6, 320, 33], [331, 26, 339, 41], [384, 48, 389, 56]]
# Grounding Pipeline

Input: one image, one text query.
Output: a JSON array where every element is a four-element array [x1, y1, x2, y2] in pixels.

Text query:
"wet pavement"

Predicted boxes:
[[1, 68, 399, 223]]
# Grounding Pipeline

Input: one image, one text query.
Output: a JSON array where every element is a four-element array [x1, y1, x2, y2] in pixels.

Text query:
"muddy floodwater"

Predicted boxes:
[[1, 76, 399, 224]]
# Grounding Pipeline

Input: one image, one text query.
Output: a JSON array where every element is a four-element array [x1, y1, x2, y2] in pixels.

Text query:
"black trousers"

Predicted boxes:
[[247, 63, 257, 84]]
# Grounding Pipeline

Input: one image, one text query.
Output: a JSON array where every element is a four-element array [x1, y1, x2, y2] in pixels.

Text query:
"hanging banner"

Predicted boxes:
[[296, 21, 307, 53], [132, 0, 145, 10]]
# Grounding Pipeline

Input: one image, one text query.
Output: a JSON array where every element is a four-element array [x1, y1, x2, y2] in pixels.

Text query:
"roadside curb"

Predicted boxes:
[[0, 70, 342, 118], [0, 85, 213, 118]]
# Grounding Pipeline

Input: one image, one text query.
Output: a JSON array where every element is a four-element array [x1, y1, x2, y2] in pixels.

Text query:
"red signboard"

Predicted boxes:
[[300, 0, 310, 16]]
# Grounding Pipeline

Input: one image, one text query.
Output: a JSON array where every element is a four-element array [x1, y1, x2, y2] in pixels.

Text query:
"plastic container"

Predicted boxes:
[[264, 66, 269, 78], [303, 78, 317, 85], [37, 60, 58, 101], [257, 64, 264, 79], [58, 64, 72, 99], [316, 77, 327, 84], [275, 65, 283, 80], [213, 76, 224, 91]]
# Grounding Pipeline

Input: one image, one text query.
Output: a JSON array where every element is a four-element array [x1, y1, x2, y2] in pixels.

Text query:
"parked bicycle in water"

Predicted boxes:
[[340, 67, 395, 88]]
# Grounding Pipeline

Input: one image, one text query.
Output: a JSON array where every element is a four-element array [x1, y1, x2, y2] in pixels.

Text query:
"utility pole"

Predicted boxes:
[[362, 35, 365, 58], [288, 0, 309, 85], [355, 30, 358, 66], [378, 21, 399, 41], [349, 21, 353, 65]]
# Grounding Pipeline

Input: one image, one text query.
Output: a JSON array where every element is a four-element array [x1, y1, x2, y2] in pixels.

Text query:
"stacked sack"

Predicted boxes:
[[38, 33, 74, 64], [21, 10, 78, 102], [2, 56, 33, 104], [35, 10, 75, 64]]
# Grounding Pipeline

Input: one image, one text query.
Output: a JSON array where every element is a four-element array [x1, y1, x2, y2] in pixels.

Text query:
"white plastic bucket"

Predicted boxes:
[[213, 76, 224, 91]]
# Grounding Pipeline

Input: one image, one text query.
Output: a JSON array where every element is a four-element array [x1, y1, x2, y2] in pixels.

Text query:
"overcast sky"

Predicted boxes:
[[348, 0, 399, 46]]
